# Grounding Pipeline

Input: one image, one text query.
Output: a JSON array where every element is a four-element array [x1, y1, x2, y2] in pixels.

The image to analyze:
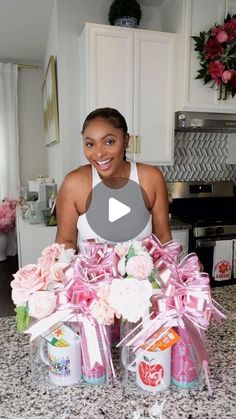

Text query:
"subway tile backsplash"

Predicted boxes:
[[160, 132, 236, 182]]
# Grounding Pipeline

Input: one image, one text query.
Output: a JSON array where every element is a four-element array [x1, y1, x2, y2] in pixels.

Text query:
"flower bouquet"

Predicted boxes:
[[11, 235, 225, 393], [192, 13, 236, 100], [0, 199, 16, 234]]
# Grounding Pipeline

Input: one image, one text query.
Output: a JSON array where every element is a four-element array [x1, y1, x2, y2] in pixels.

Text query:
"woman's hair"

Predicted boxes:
[[82, 107, 128, 135]]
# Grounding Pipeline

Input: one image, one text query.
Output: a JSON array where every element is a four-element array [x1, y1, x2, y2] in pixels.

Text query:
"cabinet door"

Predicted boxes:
[[79, 23, 133, 135], [187, 0, 226, 111], [133, 30, 175, 164]]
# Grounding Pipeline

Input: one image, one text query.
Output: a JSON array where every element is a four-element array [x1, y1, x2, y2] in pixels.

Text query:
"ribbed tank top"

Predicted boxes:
[[77, 161, 152, 249]]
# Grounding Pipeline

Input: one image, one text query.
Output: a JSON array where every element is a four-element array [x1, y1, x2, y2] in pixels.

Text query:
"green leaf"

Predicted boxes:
[[126, 246, 135, 262], [14, 305, 30, 332], [148, 269, 160, 289]]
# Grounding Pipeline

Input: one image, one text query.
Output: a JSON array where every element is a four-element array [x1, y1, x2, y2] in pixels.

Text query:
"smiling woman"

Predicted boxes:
[[55, 107, 171, 251]]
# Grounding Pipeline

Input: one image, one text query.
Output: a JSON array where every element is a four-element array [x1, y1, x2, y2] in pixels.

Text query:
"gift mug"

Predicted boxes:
[[39, 324, 81, 386], [122, 346, 171, 392]]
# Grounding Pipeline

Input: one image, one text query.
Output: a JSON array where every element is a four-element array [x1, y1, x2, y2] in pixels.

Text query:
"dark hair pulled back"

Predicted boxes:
[[82, 107, 128, 135], [82, 107, 128, 161]]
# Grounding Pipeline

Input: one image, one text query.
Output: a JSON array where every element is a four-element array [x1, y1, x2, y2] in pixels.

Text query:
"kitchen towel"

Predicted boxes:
[[212, 240, 232, 281], [232, 239, 236, 278]]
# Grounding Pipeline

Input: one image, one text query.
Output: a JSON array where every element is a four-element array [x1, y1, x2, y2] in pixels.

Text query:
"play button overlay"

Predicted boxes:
[[109, 198, 131, 223], [86, 178, 150, 242]]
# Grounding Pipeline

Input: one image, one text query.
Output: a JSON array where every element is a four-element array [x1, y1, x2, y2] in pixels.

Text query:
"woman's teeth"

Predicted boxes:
[[96, 159, 112, 168]]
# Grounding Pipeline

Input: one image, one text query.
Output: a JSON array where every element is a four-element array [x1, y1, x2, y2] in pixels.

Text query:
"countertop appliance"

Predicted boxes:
[[168, 181, 236, 287]]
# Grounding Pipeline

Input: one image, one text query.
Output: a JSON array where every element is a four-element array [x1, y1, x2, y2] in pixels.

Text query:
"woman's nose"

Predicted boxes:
[[94, 143, 106, 158]]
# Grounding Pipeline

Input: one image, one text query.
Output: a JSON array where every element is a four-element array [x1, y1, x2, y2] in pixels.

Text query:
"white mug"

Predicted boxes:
[[39, 324, 81, 386], [122, 346, 171, 392]]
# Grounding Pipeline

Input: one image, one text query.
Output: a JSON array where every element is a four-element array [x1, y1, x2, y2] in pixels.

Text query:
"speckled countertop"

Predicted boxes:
[[0, 286, 236, 419]]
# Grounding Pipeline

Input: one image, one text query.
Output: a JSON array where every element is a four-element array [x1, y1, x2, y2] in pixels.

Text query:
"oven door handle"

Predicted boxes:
[[196, 240, 216, 248]]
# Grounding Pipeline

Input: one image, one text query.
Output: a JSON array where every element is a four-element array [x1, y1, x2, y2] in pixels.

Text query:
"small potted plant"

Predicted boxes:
[[108, 0, 142, 28]]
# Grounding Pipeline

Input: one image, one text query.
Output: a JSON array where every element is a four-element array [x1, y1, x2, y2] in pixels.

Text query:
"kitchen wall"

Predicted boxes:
[[44, 0, 163, 186], [18, 68, 47, 187], [160, 132, 236, 181]]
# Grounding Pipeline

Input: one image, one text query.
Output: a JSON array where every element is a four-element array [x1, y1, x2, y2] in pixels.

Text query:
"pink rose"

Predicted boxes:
[[223, 19, 236, 41], [38, 243, 64, 273], [204, 39, 223, 60], [28, 291, 57, 319], [216, 30, 228, 43], [222, 70, 233, 83], [11, 264, 46, 305], [126, 254, 154, 280], [208, 61, 225, 85]]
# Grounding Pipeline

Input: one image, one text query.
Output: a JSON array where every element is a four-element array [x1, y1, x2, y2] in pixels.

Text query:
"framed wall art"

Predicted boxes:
[[42, 56, 60, 146]]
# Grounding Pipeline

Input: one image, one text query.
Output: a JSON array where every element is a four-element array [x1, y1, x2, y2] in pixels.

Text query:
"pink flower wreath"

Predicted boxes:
[[192, 13, 236, 100]]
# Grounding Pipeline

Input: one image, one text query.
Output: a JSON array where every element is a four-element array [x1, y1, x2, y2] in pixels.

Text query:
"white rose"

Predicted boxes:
[[108, 278, 152, 323], [28, 291, 57, 319], [57, 247, 75, 263]]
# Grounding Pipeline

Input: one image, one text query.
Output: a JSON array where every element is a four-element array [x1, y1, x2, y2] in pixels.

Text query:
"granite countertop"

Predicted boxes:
[[0, 286, 236, 419], [169, 216, 192, 230]]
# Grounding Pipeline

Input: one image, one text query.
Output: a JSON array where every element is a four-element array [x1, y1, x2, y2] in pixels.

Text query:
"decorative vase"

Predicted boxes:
[[114, 17, 138, 27], [0, 232, 8, 262]]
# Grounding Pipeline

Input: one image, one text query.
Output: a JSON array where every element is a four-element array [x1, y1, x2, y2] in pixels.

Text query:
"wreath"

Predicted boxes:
[[192, 13, 236, 100]]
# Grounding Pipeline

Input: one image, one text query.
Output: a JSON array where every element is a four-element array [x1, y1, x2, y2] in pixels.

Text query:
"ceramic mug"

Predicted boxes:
[[39, 324, 81, 386], [122, 346, 171, 392]]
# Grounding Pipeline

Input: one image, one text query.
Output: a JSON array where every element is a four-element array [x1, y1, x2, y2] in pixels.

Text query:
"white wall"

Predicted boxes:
[[45, 0, 162, 187], [18, 68, 47, 187]]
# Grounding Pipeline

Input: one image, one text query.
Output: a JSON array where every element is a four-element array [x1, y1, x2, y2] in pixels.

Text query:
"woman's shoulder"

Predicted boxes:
[[136, 162, 164, 182], [60, 164, 92, 192]]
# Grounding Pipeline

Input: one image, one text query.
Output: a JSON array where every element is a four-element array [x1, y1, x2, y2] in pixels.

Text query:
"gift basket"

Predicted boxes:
[[11, 235, 226, 396]]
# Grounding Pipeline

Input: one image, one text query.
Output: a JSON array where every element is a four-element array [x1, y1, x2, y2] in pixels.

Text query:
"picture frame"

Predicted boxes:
[[42, 56, 60, 146]]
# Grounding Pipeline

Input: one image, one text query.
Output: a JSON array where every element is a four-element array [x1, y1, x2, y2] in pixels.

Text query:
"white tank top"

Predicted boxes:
[[77, 161, 152, 250]]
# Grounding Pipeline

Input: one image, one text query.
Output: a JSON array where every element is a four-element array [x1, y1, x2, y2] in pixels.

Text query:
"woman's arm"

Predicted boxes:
[[55, 173, 79, 250], [151, 168, 172, 243], [139, 164, 172, 244]]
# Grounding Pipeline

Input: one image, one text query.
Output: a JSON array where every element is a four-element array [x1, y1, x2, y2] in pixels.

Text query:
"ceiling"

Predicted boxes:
[[0, 0, 164, 64], [0, 0, 54, 64]]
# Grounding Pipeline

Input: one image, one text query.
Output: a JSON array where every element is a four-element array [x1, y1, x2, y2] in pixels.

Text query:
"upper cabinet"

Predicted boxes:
[[79, 23, 176, 165], [161, 0, 236, 112]]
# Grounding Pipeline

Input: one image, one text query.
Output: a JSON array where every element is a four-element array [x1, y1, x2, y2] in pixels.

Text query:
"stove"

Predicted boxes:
[[168, 181, 236, 286]]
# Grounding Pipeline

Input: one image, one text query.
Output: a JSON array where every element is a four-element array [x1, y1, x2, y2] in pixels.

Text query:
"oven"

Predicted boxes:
[[168, 181, 236, 287]]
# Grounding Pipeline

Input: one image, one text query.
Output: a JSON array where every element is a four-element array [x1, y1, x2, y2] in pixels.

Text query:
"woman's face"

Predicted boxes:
[[83, 117, 129, 177]]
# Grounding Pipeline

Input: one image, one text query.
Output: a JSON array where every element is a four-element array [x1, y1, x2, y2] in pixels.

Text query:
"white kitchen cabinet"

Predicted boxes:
[[16, 210, 57, 267], [161, 0, 236, 112], [171, 229, 189, 259], [79, 23, 176, 165]]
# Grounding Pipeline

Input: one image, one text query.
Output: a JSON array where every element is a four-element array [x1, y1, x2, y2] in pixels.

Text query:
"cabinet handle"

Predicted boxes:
[[127, 135, 141, 155], [135, 135, 140, 154]]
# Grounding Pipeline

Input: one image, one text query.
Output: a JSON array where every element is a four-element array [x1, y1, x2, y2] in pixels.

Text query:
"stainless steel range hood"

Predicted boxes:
[[175, 111, 236, 133]]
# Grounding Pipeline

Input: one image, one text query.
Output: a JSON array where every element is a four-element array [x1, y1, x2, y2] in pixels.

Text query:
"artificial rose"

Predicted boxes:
[[49, 262, 69, 283], [90, 284, 118, 325], [38, 243, 65, 273], [11, 264, 46, 305], [208, 61, 224, 85], [126, 253, 154, 280], [216, 30, 228, 43], [114, 242, 129, 258], [28, 291, 57, 319], [204, 38, 223, 59], [224, 18, 236, 41], [108, 278, 152, 323], [222, 70, 233, 83], [117, 256, 126, 276]]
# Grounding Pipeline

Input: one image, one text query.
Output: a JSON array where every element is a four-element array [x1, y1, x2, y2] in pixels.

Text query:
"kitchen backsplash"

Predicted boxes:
[[160, 132, 236, 182]]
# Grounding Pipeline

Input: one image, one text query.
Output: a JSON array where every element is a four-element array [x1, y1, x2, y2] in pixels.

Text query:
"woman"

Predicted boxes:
[[56, 107, 171, 250]]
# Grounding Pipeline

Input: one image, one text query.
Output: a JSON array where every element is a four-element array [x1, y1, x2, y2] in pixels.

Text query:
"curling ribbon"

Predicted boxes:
[[142, 234, 183, 263], [118, 255, 226, 395]]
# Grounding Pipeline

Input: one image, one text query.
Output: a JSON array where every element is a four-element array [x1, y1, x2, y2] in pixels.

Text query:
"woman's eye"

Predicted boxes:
[[106, 138, 115, 145], [85, 142, 93, 148]]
